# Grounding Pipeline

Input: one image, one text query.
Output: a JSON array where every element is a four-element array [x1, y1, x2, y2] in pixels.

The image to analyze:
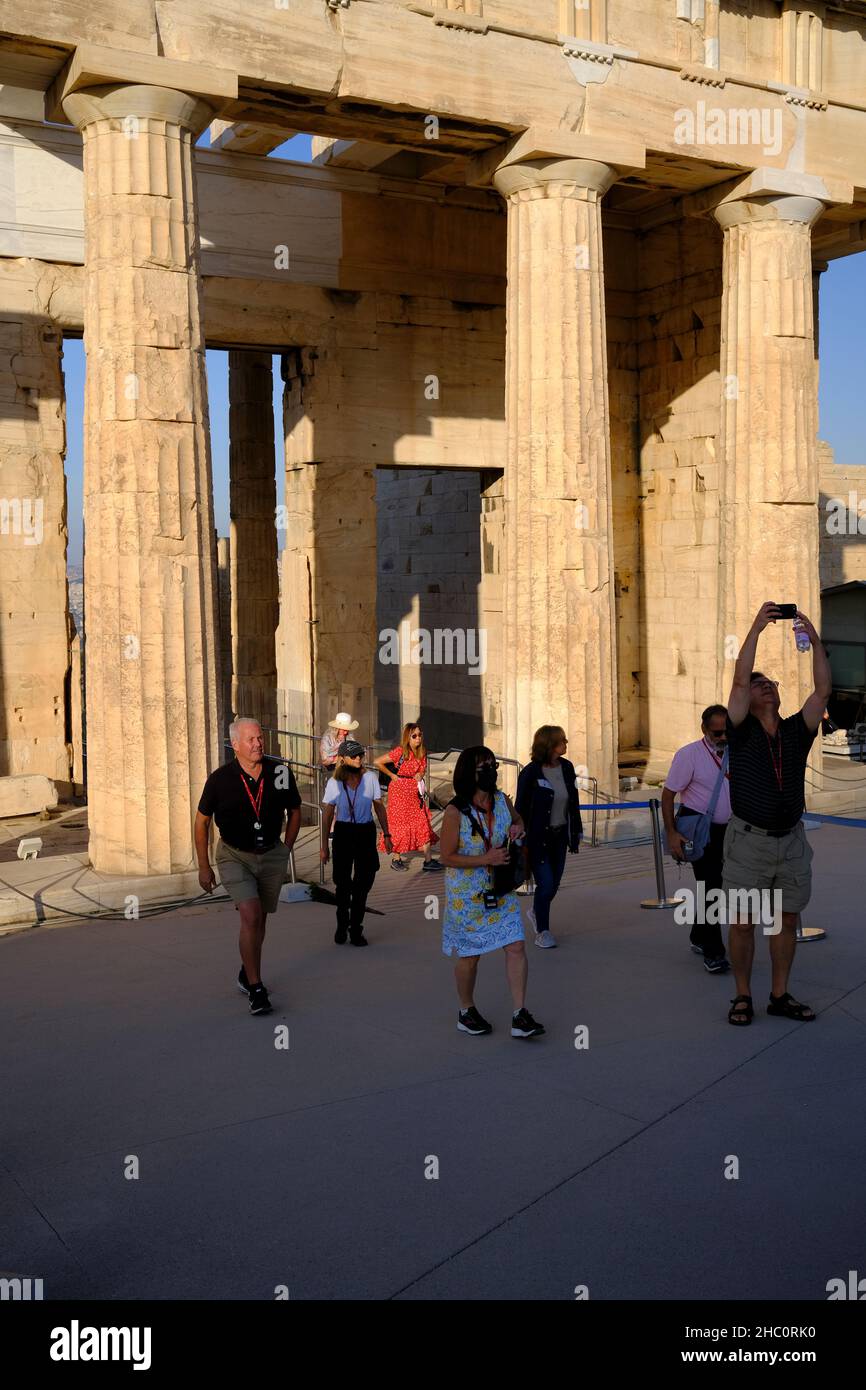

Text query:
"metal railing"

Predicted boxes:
[[239, 727, 645, 847]]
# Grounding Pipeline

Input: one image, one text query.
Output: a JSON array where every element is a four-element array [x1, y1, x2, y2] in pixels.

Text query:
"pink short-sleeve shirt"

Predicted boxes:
[[665, 739, 731, 823]]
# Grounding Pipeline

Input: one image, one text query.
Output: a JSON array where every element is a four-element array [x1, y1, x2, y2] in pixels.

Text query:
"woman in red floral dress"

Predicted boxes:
[[374, 723, 442, 873]]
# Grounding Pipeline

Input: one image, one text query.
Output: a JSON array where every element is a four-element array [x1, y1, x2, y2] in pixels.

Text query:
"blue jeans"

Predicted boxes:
[[530, 826, 568, 933]]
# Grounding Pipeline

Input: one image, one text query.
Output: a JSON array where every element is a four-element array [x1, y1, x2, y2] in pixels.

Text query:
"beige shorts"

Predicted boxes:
[[721, 816, 813, 915], [215, 839, 290, 914]]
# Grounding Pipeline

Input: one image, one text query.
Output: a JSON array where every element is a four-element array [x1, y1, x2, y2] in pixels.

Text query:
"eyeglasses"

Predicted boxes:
[[476, 760, 499, 771]]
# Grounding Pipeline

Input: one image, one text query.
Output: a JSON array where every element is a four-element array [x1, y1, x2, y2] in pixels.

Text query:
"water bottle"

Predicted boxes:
[[793, 618, 811, 653]]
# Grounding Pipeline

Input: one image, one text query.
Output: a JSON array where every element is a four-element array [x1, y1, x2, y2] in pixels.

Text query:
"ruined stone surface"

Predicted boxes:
[[375, 466, 504, 751], [0, 773, 59, 817], [62, 84, 220, 874], [228, 350, 278, 733], [277, 343, 378, 742], [0, 307, 72, 784], [819, 453, 866, 590]]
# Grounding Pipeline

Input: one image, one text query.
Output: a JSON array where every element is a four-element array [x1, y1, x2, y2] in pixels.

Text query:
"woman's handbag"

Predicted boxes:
[[491, 839, 526, 896], [665, 748, 729, 863], [379, 751, 404, 793], [454, 796, 526, 896]]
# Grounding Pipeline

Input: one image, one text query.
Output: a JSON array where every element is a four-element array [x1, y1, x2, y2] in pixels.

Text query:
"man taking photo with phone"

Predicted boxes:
[[723, 602, 831, 1027]]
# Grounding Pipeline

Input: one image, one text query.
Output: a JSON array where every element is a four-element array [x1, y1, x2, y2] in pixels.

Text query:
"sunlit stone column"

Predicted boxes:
[[493, 156, 620, 792], [229, 350, 278, 733], [276, 345, 378, 742], [714, 187, 826, 723], [63, 84, 220, 874]]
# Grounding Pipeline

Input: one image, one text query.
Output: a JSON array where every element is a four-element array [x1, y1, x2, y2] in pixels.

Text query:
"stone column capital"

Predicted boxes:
[[493, 157, 618, 201], [62, 83, 214, 137], [468, 127, 645, 196], [713, 192, 825, 231]]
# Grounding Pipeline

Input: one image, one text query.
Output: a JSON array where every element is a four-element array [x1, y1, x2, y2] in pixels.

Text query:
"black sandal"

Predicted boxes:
[[728, 994, 753, 1026], [768, 992, 815, 1022]]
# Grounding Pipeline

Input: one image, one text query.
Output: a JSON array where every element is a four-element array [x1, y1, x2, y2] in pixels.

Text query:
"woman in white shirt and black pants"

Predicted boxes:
[[321, 739, 392, 946]]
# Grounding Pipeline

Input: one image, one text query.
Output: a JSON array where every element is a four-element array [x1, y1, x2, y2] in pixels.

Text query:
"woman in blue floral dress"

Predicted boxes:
[[438, 746, 546, 1039]]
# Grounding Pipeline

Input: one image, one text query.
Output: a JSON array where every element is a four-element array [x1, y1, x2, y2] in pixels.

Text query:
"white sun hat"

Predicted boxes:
[[329, 711, 359, 731]]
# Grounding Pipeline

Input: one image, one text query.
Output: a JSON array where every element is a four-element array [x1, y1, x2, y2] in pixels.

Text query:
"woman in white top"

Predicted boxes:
[[321, 739, 391, 946]]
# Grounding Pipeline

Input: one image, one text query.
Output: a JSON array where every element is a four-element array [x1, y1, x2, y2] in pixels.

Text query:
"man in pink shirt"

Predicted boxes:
[[662, 705, 732, 973]]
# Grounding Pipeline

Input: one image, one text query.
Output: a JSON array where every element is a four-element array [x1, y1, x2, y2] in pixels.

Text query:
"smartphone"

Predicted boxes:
[[774, 603, 798, 619]]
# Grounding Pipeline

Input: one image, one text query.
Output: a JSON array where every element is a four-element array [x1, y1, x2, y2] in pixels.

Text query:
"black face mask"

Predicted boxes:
[[476, 765, 497, 792]]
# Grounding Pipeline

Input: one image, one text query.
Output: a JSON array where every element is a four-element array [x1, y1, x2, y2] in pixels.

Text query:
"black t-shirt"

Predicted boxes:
[[725, 711, 817, 832], [198, 757, 301, 852]]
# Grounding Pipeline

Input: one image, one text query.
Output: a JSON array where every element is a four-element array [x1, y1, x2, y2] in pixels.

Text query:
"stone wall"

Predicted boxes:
[[0, 269, 73, 784], [275, 290, 506, 746], [375, 466, 504, 754], [819, 447, 866, 591], [637, 214, 724, 775]]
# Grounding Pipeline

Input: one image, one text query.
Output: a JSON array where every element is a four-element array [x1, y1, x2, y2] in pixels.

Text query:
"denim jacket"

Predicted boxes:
[[515, 758, 583, 856]]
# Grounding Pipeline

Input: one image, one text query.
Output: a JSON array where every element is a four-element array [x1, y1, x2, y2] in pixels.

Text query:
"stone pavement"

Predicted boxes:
[[1, 822, 864, 1302]]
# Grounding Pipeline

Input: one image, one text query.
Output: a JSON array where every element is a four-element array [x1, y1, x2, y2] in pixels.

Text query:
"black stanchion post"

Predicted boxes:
[[641, 798, 682, 909]]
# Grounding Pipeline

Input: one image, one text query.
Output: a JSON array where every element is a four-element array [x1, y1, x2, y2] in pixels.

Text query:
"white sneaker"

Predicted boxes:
[[534, 930, 557, 949]]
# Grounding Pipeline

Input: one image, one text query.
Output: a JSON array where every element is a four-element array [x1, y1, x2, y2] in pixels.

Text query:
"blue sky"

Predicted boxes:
[[61, 131, 865, 566]]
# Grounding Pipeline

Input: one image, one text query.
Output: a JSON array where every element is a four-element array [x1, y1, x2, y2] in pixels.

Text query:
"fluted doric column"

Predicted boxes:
[[63, 84, 220, 874], [229, 350, 279, 732], [493, 156, 620, 792], [714, 187, 826, 721]]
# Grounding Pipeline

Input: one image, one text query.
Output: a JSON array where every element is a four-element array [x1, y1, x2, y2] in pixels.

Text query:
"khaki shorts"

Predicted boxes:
[[215, 839, 290, 914], [721, 816, 813, 915]]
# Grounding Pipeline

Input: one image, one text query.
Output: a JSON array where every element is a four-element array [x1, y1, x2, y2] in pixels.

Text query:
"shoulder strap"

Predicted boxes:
[[706, 747, 729, 820]]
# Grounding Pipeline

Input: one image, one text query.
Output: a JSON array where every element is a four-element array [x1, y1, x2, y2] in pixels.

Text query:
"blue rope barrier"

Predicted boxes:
[[578, 803, 866, 824], [803, 812, 866, 828], [579, 801, 652, 810]]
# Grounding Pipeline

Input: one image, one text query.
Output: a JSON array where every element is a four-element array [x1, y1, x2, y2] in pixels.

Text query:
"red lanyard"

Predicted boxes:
[[239, 770, 264, 822], [764, 729, 783, 793], [703, 739, 729, 780]]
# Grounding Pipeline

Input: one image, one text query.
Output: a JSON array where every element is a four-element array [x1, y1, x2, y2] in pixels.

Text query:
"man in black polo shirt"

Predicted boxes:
[[195, 718, 302, 1015], [723, 602, 831, 1027]]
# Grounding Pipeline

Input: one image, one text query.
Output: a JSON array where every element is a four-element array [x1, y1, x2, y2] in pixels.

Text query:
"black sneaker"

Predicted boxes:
[[457, 1006, 492, 1035], [511, 1008, 545, 1039], [391, 858, 408, 872], [703, 955, 730, 974], [422, 859, 444, 872], [237, 966, 250, 996], [349, 932, 369, 947], [248, 984, 272, 1015]]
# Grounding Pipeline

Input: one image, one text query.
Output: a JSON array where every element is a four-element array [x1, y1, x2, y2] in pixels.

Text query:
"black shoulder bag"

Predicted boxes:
[[451, 794, 526, 897]]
